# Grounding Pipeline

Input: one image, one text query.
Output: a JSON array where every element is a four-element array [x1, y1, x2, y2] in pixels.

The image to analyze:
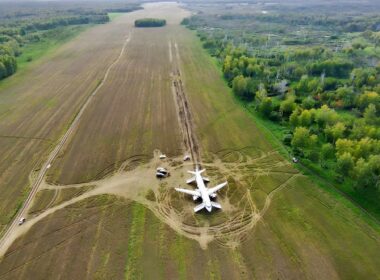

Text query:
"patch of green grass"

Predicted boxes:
[[17, 26, 89, 70], [108, 13, 124, 21], [170, 235, 187, 280], [125, 203, 146, 280]]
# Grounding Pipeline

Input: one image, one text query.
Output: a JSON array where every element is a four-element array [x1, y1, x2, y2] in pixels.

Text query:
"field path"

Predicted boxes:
[[0, 33, 132, 258]]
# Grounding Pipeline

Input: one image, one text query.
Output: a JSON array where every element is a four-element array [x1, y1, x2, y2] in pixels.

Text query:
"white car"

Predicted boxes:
[[18, 217, 26, 225], [159, 154, 167, 159], [183, 155, 191, 161], [157, 167, 168, 174], [292, 157, 299, 163]]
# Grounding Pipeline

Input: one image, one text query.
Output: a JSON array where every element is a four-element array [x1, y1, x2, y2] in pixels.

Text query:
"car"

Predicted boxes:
[[292, 157, 299, 163], [183, 155, 191, 161], [159, 154, 167, 159], [157, 167, 168, 174], [18, 217, 26, 225], [156, 172, 169, 178]]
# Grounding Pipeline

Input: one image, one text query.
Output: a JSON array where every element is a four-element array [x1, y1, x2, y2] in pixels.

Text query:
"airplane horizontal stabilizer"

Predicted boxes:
[[211, 202, 222, 209], [207, 182, 227, 195], [175, 188, 200, 197], [186, 177, 196, 184], [194, 203, 205, 213], [202, 177, 210, 182]]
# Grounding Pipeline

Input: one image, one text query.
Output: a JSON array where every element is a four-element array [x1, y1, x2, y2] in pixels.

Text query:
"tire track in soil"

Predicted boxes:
[[170, 40, 201, 167]]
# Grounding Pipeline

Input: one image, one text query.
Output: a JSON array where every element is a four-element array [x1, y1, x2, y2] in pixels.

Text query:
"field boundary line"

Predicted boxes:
[[0, 31, 133, 257]]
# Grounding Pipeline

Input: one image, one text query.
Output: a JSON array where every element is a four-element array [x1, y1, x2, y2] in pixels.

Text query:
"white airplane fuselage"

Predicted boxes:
[[194, 172, 213, 212]]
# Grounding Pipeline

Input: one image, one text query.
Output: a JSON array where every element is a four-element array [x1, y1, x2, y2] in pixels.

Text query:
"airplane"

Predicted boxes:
[[175, 166, 227, 213]]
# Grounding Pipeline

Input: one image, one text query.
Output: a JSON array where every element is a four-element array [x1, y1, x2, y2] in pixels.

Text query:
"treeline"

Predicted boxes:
[[0, 13, 107, 81], [135, 18, 166, 28], [0, 39, 18, 79], [222, 13, 380, 33], [183, 16, 380, 191], [21, 15, 109, 33]]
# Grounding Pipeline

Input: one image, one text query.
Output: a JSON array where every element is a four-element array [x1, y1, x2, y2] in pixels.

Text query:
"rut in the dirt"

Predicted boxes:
[[170, 41, 201, 167]]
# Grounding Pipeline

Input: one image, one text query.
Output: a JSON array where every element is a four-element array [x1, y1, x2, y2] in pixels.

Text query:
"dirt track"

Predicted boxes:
[[170, 40, 201, 166]]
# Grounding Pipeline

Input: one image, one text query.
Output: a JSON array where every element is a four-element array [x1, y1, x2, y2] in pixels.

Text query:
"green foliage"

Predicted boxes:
[[291, 127, 316, 149], [280, 96, 297, 117], [186, 4, 380, 211], [259, 97, 273, 117], [337, 152, 355, 176], [134, 18, 166, 28]]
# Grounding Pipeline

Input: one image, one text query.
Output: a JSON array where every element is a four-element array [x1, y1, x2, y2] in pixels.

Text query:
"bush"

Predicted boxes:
[[134, 18, 166, 28], [283, 134, 292, 146]]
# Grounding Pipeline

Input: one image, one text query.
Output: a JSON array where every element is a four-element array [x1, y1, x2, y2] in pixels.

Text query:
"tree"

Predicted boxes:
[[296, 75, 309, 95], [280, 96, 297, 117], [321, 143, 335, 161], [315, 105, 338, 127], [289, 108, 300, 127], [259, 97, 273, 117], [291, 127, 316, 149], [356, 91, 380, 111], [324, 122, 346, 143], [363, 104, 378, 125], [299, 109, 313, 126], [232, 75, 249, 99], [336, 138, 355, 155], [353, 158, 373, 188], [336, 86, 355, 108], [0, 62, 6, 79], [302, 96, 316, 109], [336, 152, 355, 176]]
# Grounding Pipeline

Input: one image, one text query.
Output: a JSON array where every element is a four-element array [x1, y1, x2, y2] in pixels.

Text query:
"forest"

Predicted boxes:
[[182, 2, 380, 216], [0, 1, 140, 81]]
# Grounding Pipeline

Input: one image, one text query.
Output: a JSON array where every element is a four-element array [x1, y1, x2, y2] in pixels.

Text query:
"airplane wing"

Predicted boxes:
[[175, 188, 200, 197], [186, 176, 196, 184], [194, 203, 205, 212], [207, 182, 227, 195]]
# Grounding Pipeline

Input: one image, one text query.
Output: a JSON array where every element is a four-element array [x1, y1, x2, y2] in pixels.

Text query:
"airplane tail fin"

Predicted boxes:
[[194, 203, 205, 213]]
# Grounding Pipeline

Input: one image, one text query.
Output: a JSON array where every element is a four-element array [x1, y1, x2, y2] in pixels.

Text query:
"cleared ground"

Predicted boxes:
[[0, 3, 379, 280]]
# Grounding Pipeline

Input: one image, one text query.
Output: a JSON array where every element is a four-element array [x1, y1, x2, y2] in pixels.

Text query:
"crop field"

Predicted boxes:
[[0, 16, 132, 234], [0, 2, 379, 280]]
